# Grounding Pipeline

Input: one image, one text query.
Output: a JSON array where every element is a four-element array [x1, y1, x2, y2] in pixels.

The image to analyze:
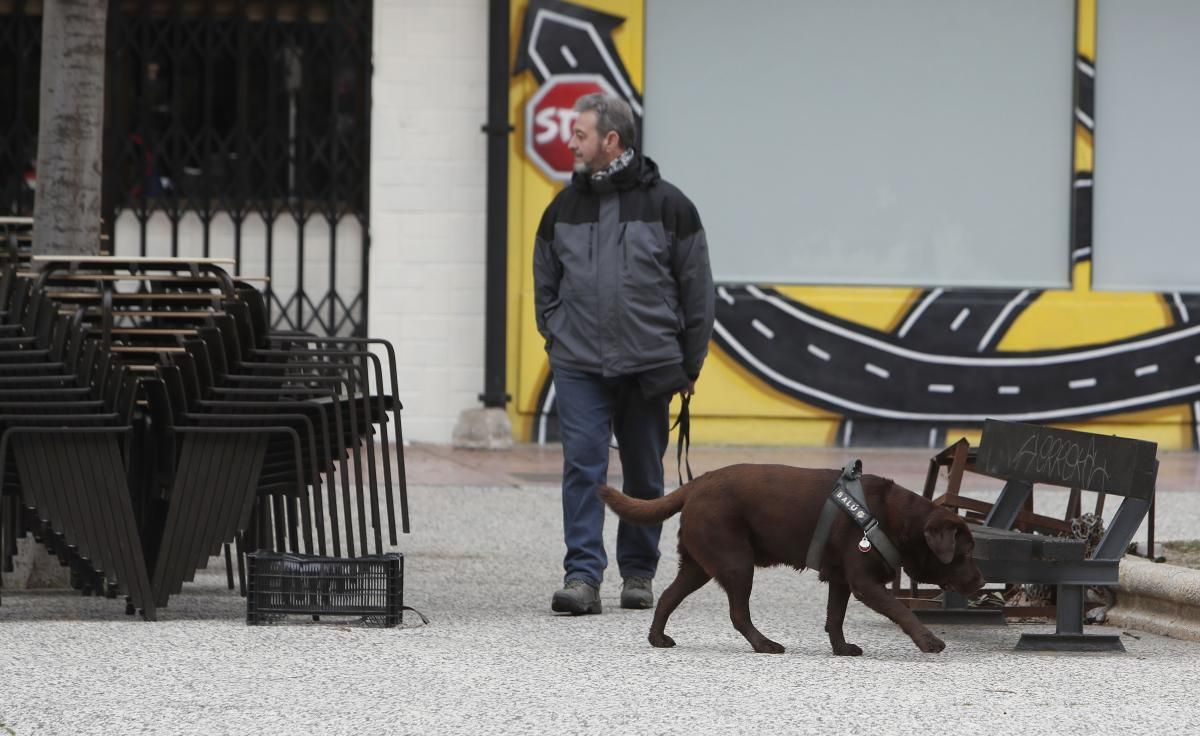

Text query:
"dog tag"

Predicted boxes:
[[858, 535, 872, 553]]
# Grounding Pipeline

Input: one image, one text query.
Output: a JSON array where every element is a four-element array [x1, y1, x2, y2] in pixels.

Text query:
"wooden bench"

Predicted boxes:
[[915, 419, 1158, 651]]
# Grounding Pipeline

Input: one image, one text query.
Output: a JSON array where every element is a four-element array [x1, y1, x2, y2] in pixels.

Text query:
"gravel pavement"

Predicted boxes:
[[3, 480, 1199, 735]]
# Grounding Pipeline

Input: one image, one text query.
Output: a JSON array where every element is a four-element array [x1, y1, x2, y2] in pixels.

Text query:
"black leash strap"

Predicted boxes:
[[670, 394, 693, 486]]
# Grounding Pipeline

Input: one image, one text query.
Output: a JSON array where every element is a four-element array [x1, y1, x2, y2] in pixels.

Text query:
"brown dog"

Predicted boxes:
[[599, 464, 984, 655]]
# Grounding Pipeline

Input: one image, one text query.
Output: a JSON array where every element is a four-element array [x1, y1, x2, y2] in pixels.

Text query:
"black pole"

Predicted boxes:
[[480, 0, 513, 408]]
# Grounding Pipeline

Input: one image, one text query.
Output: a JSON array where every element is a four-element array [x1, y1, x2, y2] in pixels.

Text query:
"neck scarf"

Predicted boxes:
[[591, 147, 635, 181]]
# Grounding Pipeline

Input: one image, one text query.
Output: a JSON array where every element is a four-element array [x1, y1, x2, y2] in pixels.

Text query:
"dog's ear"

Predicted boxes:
[[923, 514, 958, 564]]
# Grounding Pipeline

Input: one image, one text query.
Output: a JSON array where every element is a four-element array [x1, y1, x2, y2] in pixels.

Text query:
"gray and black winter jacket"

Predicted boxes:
[[533, 154, 715, 379]]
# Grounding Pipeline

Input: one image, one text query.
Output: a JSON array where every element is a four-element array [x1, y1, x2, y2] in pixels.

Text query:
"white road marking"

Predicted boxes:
[[950, 308, 970, 332], [752, 319, 775, 340], [977, 290, 1030, 353], [865, 363, 890, 379], [897, 288, 943, 338]]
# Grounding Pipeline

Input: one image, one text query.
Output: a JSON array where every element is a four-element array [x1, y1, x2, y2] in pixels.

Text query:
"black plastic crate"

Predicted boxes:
[[246, 551, 404, 627]]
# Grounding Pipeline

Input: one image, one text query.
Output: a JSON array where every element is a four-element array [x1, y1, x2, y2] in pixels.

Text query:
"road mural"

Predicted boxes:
[[507, 0, 1199, 450]]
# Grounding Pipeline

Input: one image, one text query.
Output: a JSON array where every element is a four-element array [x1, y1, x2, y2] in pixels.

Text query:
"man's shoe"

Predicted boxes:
[[620, 576, 654, 609], [551, 580, 602, 615]]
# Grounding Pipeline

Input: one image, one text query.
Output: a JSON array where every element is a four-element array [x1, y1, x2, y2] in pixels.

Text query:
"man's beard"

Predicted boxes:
[[574, 152, 601, 174]]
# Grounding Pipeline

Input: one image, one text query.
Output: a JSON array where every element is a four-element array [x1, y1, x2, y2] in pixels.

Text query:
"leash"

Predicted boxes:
[[670, 394, 693, 486]]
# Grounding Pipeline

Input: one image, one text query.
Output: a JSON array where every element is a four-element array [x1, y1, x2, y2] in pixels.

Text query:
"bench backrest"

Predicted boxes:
[[976, 419, 1157, 500], [976, 419, 1158, 561]]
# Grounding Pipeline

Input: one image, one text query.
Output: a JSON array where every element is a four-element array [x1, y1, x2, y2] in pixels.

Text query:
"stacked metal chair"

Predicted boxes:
[[0, 255, 406, 619]]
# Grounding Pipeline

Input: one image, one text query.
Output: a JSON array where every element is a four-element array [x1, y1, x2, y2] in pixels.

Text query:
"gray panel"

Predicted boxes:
[[1092, 1, 1200, 292], [644, 0, 1074, 288]]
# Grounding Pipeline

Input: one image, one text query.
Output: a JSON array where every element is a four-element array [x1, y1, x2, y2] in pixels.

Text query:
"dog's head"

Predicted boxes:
[[906, 509, 984, 595]]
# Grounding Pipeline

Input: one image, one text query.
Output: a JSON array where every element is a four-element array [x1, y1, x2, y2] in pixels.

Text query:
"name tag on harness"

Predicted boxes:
[[833, 489, 873, 528]]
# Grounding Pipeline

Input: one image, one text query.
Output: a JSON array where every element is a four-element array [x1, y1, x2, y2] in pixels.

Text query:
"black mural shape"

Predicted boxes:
[[1073, 171, 1093, 258], [891, 288, 1038, 355], [1166, 292, 1200, 328], [1072, 54, 1095, 262], [714, 285, 1200, 424], [1075, 54, 1095, 131], [513, 0, 644, 118]]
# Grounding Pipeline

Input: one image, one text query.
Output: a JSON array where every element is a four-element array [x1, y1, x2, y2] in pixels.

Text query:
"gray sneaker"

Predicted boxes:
[[551, 579, 602, 615], [620, 576, 654, 609]]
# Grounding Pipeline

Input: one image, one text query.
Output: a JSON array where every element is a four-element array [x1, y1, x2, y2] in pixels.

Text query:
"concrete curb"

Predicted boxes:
[[1108, 556, 1200, 643]]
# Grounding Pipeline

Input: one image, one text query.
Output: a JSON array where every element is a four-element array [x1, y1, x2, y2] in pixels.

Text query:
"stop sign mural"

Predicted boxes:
[[525, 74, 620, 182]]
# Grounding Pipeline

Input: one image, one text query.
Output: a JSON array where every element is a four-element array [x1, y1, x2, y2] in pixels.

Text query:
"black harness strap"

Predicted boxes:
[[805, 459, 902, 574]]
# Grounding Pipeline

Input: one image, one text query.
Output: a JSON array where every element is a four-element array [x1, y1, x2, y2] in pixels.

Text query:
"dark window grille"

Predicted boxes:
[[0, 2, 41, 218], [0, 0, 373, 336]]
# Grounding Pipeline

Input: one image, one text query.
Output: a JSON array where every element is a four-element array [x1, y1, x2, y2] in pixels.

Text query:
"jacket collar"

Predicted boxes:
[[570, 151, 661, 194]]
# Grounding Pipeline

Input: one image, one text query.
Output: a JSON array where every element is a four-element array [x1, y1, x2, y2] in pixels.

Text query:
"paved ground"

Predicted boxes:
[[3, 443, 1200, 734]]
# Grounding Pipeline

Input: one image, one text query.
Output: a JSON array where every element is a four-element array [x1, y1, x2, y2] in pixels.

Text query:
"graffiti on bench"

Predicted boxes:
[[975, 419, 1156, 499]]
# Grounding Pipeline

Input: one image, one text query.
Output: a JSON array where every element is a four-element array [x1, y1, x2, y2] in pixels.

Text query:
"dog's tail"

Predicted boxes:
[[598, 484, 690, 525]]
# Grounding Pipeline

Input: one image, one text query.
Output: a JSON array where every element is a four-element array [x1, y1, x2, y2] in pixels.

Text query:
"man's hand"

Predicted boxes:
[[680, 381, 695, 399]]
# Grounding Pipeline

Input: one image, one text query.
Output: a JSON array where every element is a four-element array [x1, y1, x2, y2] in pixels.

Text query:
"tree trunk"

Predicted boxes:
[[17, 0, 108, 590], [32, 0, 107, 256]]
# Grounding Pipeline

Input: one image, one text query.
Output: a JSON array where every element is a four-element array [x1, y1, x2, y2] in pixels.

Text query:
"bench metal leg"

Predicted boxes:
[[1057, 584, 1084, 636], [983, 479, 1033, 529], [1014, 584, 1124, 651]]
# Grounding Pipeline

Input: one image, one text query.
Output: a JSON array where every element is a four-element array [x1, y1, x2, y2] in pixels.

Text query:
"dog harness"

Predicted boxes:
[[804, 459, 902, 574]]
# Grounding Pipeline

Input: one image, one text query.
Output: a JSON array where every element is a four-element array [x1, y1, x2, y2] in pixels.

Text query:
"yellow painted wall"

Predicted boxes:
[[506, 0, 1197, 450]]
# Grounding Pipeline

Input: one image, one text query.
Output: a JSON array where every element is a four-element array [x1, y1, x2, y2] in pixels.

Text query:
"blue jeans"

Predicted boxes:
[[553, 365, 671, 587]]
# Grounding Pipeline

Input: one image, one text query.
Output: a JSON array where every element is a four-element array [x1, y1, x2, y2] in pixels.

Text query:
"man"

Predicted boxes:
[[533, 92, 715, 615]]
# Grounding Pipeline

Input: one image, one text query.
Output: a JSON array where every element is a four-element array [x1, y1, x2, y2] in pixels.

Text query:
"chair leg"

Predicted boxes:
[[224, 543, 235, 590]]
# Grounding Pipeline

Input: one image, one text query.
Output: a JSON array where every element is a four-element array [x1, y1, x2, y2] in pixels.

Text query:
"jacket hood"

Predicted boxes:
[[570, 152, 661, 194]]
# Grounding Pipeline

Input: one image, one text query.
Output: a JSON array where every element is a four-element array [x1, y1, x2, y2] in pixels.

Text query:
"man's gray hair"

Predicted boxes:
[[574, 92, 637, 149]]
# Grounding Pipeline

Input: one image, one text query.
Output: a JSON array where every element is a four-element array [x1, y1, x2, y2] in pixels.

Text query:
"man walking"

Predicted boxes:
[[533, 92, 715, 614]]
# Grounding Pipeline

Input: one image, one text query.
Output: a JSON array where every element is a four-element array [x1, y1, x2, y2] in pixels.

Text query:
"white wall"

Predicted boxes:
[[1092, 0, 1200, 292], [369, 0, 489, 442]]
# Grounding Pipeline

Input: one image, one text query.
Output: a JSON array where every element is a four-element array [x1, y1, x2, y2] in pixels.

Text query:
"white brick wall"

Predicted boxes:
[[369, 0, 489, 442]]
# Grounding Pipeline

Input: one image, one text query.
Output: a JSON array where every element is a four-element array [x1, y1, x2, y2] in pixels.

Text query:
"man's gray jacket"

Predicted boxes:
[[533, 154, 715, 379]]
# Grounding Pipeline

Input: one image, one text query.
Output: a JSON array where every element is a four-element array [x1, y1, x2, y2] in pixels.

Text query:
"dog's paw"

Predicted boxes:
[[753, 638, 786, 654], [832, 643, 863, 656], [916, 633, 946, 653], [648, 632, 676, 648]]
